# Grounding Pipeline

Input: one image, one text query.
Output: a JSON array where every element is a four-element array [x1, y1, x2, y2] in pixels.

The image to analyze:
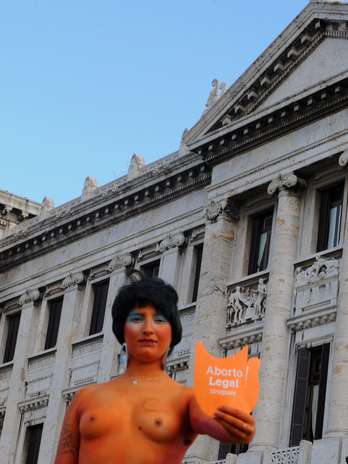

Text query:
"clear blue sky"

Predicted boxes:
[[1, 0, 308, 206]]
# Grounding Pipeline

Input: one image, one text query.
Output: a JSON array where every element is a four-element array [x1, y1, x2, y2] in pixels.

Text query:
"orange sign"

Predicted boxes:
[[193, 341, 260, 416]]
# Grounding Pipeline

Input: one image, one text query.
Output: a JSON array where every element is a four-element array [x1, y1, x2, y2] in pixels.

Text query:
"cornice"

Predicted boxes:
[[18, 394, 49, 413], [193, 75, 348, 166], [287, 306, 336, 332], [0, 160, 210, 272]]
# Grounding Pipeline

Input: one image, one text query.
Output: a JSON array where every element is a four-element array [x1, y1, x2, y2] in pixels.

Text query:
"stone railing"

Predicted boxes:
[[271, 446, 299, 464], [26, 349, 56, 398], [226, 274, 268, 328], [294, 255, 340, 316]]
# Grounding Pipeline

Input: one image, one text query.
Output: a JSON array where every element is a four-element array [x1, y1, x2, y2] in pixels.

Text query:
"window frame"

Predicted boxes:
[[44, 296, 64, 350], [3, 311, 21, 364], [140, 259, 161, 278], [191, 243, 203, 303], [24, 422, 43, 464], [248, 208, 274, 275], [89, 278, 110, 336], [316, 182, 344, 253]]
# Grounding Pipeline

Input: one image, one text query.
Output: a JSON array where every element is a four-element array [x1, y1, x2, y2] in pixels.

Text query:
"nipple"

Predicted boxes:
[[154, 418, 163, 427]]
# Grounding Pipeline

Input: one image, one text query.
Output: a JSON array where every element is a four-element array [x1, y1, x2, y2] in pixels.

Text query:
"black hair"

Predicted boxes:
[[111, 274, 182, 350]]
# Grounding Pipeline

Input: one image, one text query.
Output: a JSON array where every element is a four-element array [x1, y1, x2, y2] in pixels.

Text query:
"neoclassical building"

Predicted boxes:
[[1, 1, 348, 463]]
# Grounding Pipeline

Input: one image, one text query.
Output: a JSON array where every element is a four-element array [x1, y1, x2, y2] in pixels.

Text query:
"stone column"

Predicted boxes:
[[97, 254, 134, 383], [250, 174, 305, 455], [158, 233, 186, 286], [38, 272, 84, 464], [324, 152, 348, 452], [0, 289, 41, 464], [189, 198, 239, 461]]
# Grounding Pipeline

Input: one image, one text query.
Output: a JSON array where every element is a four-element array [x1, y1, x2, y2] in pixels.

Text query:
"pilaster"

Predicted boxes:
[[189, 198, 239, 461], [250, 174, 305, 454], [0, 289, 40, 464], [38, 272, 84, 464], [96, 253, 133, 383], [326, 158, 348, 441]]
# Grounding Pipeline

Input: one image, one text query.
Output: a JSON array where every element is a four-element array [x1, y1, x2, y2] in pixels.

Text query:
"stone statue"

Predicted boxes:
[[128, 153, 145, 180], [81, 176, 98, 199], [205, 79, 227, 112]]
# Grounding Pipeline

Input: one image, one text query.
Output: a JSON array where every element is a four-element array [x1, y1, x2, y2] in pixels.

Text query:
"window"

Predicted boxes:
[[3, 312, 21, 363], [289, 344, 330, 447], [24, 423, 43, 464], [218, 442, 248, 460], [89, 279, 110, 335], [191, 243, 203, 302], [44, 297, 63, 350], [248, 210, 273, 275], [140, 259, 160, 278], [317, 184, 343, 252]]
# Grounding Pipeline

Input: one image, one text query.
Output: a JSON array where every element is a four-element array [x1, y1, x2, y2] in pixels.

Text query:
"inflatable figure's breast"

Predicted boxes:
[[133, 398, 181, 443], [79, 407, 124, 440]]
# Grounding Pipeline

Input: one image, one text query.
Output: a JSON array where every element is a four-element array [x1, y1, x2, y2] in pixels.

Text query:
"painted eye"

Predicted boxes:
[[127, 313, 144, 322], [154, 315, 168, 323]]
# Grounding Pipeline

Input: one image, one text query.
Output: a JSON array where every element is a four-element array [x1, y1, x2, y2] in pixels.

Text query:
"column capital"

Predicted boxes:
[[204, 198, 240, 224], [62, 271, 85, 291], [338, 150, 348, 168], [158, 232, 186, 253], [19, 288, 41, 307], [267, 173, 306, 196], [107, 253, 134, 273]]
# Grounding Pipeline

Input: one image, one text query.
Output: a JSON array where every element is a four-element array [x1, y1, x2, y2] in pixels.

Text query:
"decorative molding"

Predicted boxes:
[[107, 253, 134, 273], [195, 76, 348, 167], [226, 278, 267, 328], [158, 233, 186, 253], [0, 157, 210, 272], [267, 173, 306, 196], [220, 330, 263, 351], [62, 388, 78, 405], [287, 306, 336, 332], [338, 150, 348, 167], [19, 288, 40, 307], [204, 198, 240, 223], [208, 19, 348, 133], [271, 446, 300, 464], [18, 394, 49, 413], [62, 271, 85, 290]]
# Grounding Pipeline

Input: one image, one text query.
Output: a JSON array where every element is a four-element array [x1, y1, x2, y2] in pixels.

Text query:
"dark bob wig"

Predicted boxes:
[[111, 275, 182, 350]]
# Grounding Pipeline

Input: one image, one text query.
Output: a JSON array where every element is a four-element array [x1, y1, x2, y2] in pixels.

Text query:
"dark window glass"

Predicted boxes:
[[44, 297, 63, 350], [191, 243, 203, 302], [3, 312, 21, 363], [218, 438, 249, 459], [141, 260, 160, 278], [317, 184, 344, 252], [25, 423, 43, 464], [248, 210, 273, 275], [89, 279, 110, 335], [289, 344, 330, 446]]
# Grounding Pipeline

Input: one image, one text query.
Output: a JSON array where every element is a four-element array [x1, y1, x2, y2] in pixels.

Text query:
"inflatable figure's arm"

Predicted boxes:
[[189, 395, 255, 444], [54, 393, 80, 464]]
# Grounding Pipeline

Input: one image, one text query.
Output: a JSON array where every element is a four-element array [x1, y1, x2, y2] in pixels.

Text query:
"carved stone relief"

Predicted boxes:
[[226, 279, 267, 328], [294, 256, 339, 314]]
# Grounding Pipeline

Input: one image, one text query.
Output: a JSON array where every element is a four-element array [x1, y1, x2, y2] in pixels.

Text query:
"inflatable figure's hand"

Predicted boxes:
[[214, 405, 255, 444]]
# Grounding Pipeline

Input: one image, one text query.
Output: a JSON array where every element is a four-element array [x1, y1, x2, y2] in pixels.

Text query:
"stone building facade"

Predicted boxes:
[[1, 1, 348, 463]]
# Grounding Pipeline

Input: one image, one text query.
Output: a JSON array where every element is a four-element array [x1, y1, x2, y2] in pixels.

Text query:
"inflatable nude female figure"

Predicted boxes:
[[54, 276, 255, 464]]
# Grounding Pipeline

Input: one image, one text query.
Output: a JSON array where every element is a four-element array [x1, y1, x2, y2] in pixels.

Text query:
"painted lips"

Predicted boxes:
[[138, 339, 158, 345]]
